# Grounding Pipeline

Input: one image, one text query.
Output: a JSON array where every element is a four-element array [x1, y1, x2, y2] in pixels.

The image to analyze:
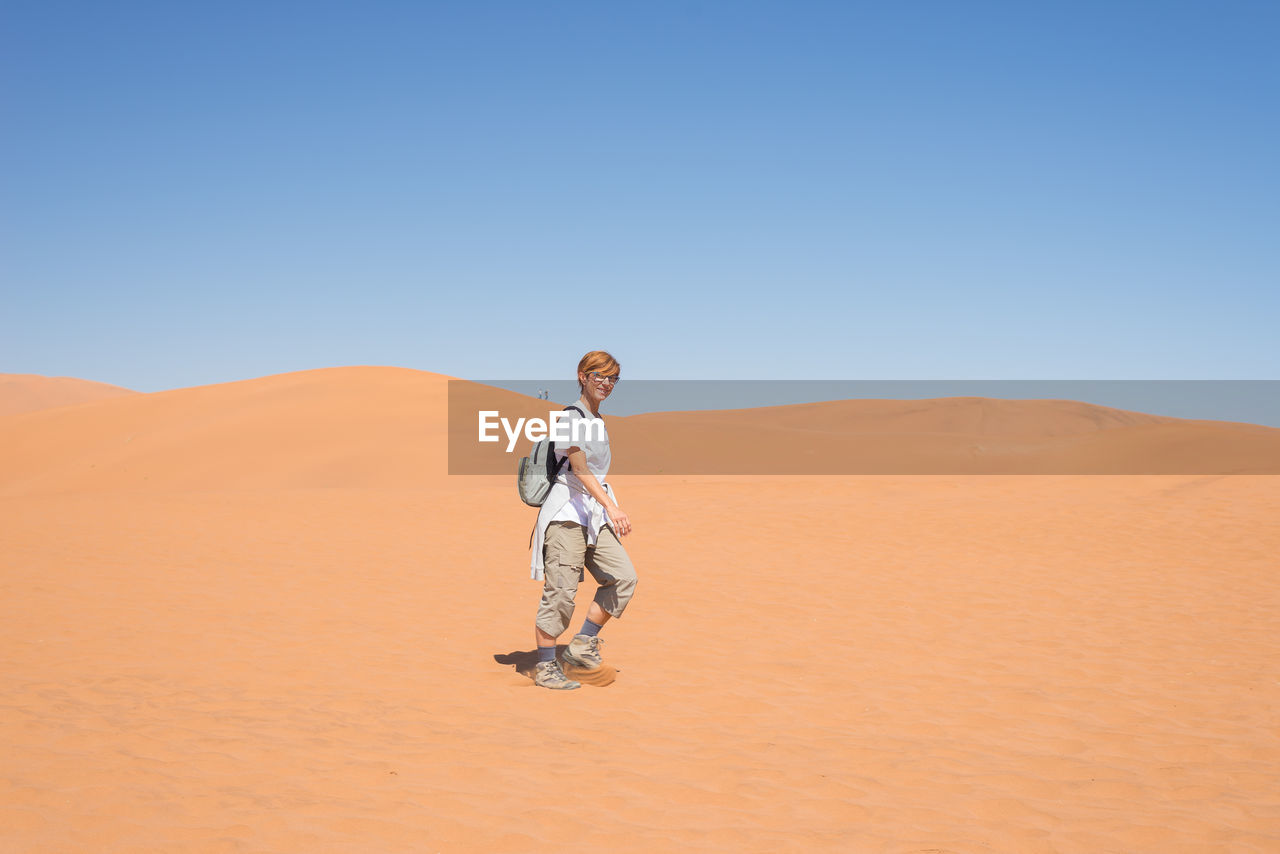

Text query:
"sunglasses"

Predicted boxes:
[[587, 371, 621, 385]]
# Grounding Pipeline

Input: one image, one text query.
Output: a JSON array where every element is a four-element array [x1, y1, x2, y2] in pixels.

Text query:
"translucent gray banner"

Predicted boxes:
[[448, 380, 1280, 475]]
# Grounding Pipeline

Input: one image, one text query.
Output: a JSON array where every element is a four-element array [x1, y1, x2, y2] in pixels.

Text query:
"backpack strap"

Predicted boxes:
[[531, 405, 591, 550], [549, 405, 588, 479]]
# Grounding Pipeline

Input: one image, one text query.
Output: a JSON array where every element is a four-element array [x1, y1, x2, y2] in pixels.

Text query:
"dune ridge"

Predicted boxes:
[[0, 373, 137, 417]]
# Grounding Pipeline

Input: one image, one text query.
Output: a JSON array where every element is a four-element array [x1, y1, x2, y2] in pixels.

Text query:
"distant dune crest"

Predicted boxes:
[[0, 374, 137, 417]]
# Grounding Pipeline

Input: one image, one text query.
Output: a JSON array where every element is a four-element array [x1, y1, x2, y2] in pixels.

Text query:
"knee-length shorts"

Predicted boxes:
[[536, 520, 638, 637]]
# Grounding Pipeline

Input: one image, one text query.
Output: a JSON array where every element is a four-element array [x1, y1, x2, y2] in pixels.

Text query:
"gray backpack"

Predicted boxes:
[[516, 405, 586, 506]]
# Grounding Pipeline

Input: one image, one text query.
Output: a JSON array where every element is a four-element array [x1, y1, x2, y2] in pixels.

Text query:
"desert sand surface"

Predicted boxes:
[[2, 367, 1278, 853], [0, 374, 136, 417]]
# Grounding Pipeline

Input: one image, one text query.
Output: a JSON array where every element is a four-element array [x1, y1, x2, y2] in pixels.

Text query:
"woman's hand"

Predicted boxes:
[[607, 504, 632, 536]]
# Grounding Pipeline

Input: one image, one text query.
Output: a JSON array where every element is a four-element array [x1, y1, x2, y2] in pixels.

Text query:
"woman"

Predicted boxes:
[[529, 350, 637, 690]]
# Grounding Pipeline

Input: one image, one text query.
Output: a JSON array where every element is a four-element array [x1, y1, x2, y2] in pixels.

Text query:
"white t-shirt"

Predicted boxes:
[[550, 404, 611, 527]]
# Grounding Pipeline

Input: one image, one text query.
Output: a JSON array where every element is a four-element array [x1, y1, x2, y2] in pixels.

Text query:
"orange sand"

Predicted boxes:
[[1, 368, 1277, 852]]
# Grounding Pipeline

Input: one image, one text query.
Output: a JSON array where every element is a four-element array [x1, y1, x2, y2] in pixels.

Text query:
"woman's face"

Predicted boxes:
[[580, 369, 619, 406]]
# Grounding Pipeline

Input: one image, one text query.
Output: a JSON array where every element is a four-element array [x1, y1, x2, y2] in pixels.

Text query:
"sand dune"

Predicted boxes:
[[610, 398, 1280, 474], [0, 367, 449, 496], [1, 367, 1278, 852], [0, 373, 136, 417]]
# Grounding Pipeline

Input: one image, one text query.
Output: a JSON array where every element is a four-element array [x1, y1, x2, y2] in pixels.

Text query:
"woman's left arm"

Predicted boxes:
[[565, 448, 632, 535]]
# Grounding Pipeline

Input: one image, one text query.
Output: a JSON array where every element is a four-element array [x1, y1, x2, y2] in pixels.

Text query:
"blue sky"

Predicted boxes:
[[2, 1, 1277, 393]]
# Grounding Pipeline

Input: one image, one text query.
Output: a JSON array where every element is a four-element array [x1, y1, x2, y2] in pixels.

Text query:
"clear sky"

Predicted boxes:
[[2, 1, 1277, 392]]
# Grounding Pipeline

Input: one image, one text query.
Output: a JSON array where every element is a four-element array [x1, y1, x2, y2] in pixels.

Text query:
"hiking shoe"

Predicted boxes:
[[562, 634, 604, 670], [534, 660, 580, 690]]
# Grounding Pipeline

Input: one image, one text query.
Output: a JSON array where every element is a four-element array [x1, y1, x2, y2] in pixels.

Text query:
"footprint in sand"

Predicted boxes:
[[562, 662, 618, 687]]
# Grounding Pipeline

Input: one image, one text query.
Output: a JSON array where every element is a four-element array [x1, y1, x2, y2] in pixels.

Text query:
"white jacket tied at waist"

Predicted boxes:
[[529, 478, 618, 580]]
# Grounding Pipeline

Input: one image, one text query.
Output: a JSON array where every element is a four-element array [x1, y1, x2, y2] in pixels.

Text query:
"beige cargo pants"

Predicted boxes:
[[536, 520, 638, 637]]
